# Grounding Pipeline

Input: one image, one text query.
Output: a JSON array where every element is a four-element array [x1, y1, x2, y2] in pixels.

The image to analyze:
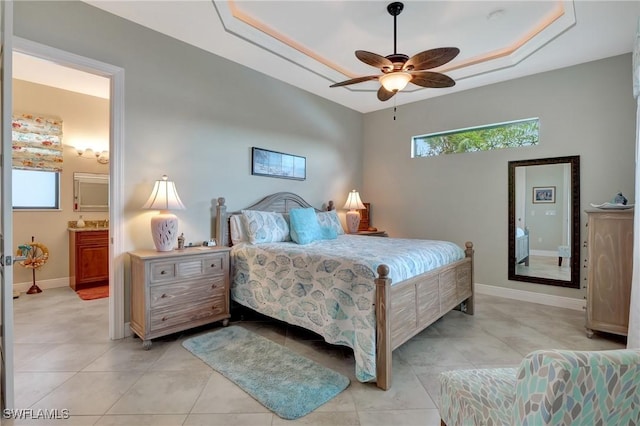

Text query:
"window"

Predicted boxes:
[[412, 118, 539, 158], [12, 169, 60, 209]]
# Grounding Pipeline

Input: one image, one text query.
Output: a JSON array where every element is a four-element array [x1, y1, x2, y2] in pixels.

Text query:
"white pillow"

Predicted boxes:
[[241, 210, 290, 244], [316, 210, 345, 235], [230, 214, 249, 244]]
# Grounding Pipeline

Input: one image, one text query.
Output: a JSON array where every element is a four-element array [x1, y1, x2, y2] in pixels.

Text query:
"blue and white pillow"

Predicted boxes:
[[290, 208, 337, 245], [241, 210, 290, 244], [316, 210, 345, 235]]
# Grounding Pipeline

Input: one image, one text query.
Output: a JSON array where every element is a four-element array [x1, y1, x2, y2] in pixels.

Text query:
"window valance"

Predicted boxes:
[[12, 113, 63, 172]]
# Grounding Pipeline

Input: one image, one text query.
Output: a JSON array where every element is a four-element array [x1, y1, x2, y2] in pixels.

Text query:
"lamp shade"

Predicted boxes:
[[343, 189, 365, 234], [379, 71, 412, 92], [343, 189, 366, 211], [143, 175, 185, 252], [142, 175, 186, 211]]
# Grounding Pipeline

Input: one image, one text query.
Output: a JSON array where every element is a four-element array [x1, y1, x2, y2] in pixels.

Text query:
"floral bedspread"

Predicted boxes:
[[230, 235, 465, 382]]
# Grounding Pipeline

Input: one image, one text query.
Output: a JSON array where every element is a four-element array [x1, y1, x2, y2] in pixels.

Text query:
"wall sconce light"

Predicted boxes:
[[75, 147, 109, 164]]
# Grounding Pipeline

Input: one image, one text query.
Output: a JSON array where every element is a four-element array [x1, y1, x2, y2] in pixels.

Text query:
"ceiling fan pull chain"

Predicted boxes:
[[393, 97, 397, 121]]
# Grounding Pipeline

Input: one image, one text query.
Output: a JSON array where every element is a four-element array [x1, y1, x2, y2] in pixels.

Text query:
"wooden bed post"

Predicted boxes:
[[375, 264, 392, 390], [464, 241, 474, 315], [215, 197, 228, 247]]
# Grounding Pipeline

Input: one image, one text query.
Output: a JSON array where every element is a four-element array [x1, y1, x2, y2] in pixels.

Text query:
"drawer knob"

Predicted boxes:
[[160, 270, 167, 275], [211, 305, 216, 310], [161, 293, 168, 298], [162, 316, 167, 321], [210, 263, 216, 268], [211, 284, 217, 289]]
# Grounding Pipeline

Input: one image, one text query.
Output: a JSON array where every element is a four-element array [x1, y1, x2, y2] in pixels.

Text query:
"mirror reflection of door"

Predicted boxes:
[[508, 156, 580, 289]]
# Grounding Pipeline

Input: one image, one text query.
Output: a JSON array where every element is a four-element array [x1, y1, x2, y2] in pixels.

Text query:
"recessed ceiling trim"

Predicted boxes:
[[217, 0, 576, 93], [444, 1, 575, 76]]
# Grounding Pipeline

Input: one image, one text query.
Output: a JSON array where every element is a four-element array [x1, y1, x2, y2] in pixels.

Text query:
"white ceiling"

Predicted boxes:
[[14, 1, 640, 113]]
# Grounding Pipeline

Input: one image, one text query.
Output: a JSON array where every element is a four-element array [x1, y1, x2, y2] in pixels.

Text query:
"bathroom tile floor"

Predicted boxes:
[[7, 287, 625, 425]]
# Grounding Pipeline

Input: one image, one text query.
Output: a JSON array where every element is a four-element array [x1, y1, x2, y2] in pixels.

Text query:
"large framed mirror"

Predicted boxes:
[[508, 156, 580, 288]]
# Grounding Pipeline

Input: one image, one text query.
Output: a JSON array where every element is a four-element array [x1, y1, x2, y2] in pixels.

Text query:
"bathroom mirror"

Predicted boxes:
[[508, 156, 580, 288], [73, 172, 109, 211]]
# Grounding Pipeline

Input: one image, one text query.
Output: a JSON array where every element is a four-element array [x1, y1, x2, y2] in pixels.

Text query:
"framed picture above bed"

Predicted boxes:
[[251, 147, 306, 180]]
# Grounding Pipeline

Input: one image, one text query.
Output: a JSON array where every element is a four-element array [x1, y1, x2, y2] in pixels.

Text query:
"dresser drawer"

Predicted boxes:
[[150, 262, 176, 282], [203, 254, 227, 276], [149, 278, 226, 309], [149, 254, 228, 284], [150, 295, 227, 332]]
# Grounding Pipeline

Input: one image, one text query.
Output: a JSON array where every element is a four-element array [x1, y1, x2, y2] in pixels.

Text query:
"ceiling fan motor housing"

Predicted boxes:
[[384, 53, 409, 71]]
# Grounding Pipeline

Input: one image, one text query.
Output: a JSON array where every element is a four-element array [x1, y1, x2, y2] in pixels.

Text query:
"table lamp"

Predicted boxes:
[[343, 189, 366, 234], [142, 175, 185, 251]]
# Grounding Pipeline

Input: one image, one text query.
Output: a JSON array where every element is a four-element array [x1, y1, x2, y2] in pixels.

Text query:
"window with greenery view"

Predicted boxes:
[[412, 118, 539, 158]]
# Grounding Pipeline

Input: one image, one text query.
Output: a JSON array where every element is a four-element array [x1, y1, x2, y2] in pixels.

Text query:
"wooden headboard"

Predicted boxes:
[[214, 192, 332, 247]]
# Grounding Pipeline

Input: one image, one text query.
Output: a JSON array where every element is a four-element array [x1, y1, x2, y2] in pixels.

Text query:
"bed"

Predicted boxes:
[[214, 192, 474, 390], [515, 227, 529, 266]]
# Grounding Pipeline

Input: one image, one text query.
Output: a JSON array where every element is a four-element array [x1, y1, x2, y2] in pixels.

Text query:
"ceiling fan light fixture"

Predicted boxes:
[[380, 71, 412, 92]]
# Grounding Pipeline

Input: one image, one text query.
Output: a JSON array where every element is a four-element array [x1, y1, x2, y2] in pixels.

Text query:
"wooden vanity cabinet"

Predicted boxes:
[[69, 229, 109, 290]]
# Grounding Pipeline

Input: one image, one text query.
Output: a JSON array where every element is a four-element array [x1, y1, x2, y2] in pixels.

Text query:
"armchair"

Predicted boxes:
[[439, 349, 640, 425]]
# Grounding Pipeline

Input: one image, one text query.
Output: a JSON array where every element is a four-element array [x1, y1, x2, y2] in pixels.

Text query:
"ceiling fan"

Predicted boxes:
[[330, 2, 459, 101]]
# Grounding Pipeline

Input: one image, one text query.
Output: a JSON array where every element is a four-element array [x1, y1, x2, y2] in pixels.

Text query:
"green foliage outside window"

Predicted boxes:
[[412, 118, 539, 158]]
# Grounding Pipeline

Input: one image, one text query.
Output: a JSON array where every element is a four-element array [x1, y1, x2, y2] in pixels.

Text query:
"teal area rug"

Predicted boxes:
[[182, 325, 350, 420]]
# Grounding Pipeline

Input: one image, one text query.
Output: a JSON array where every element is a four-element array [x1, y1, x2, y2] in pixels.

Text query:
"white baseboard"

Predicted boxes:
[[13, 277, 69, 294], [475, 283, 585, 311], [530, 249, 558, 257]]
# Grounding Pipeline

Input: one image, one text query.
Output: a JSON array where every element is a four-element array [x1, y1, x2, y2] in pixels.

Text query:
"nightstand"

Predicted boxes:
[[355, 230, 388, 237], [129, 246, 231, 349]]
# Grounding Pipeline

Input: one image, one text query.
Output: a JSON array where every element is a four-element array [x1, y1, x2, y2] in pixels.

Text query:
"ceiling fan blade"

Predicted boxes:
[[410, 71, 456, 88], [330, 75, 380, 88], [377, 86, 396, 101], [356, 50, 393, 71], [404, 47, 460, 71]]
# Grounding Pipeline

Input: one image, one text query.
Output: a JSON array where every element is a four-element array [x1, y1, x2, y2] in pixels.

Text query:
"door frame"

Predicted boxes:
[[13, 37, 126, 339]]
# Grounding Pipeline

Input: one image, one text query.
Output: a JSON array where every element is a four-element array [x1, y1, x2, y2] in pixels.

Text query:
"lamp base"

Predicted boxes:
[[345, 210, 361, 234], [150, 212, 179, 251]]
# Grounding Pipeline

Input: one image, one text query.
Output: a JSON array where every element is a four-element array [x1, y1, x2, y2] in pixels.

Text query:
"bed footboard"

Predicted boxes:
[[374, 242, 474, 390]]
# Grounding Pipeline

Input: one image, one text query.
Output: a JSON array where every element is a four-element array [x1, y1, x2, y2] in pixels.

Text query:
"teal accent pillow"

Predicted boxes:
[[290, 207, 331, 245]]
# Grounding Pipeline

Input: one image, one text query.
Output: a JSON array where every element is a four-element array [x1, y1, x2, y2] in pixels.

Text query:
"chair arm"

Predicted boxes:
[[513, 349, 640, 425]]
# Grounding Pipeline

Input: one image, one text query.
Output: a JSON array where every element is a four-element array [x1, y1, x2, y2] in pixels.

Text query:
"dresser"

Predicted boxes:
[[69, 229, 109, 290], [129, 247, 231, 348], [585, 209, 633, 338]]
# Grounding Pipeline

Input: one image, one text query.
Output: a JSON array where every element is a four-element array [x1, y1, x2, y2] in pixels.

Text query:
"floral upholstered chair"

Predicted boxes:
[[439, 349, 640, 425]]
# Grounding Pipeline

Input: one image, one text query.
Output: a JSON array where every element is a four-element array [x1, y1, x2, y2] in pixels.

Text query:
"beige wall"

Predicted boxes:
[[12, 79, 110, 286], [363, 54, 636, 300], [14, 2, 364, 314]]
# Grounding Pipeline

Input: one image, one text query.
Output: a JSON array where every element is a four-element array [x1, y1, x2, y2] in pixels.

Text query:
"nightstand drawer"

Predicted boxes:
[[150, 296, 227, 332], [150, 262, 176, 282], [150, 278, 226, 309], [203, 254, 227, 276]]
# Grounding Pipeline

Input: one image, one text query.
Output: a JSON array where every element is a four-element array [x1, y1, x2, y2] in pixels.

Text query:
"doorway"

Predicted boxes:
[[11, 37, 125, 340]]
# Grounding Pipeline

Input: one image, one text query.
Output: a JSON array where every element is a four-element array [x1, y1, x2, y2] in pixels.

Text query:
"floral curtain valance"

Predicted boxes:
[[12, 113, 63, 172]]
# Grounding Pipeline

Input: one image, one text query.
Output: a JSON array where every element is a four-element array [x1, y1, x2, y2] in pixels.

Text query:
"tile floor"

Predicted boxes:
[[7, 287, 626, 426]]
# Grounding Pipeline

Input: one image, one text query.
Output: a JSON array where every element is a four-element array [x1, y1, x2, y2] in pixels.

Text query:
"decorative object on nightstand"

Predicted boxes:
[[358, 202, 370, 231], [142, 175, 185, 252], [343, 189, 366, 233]]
